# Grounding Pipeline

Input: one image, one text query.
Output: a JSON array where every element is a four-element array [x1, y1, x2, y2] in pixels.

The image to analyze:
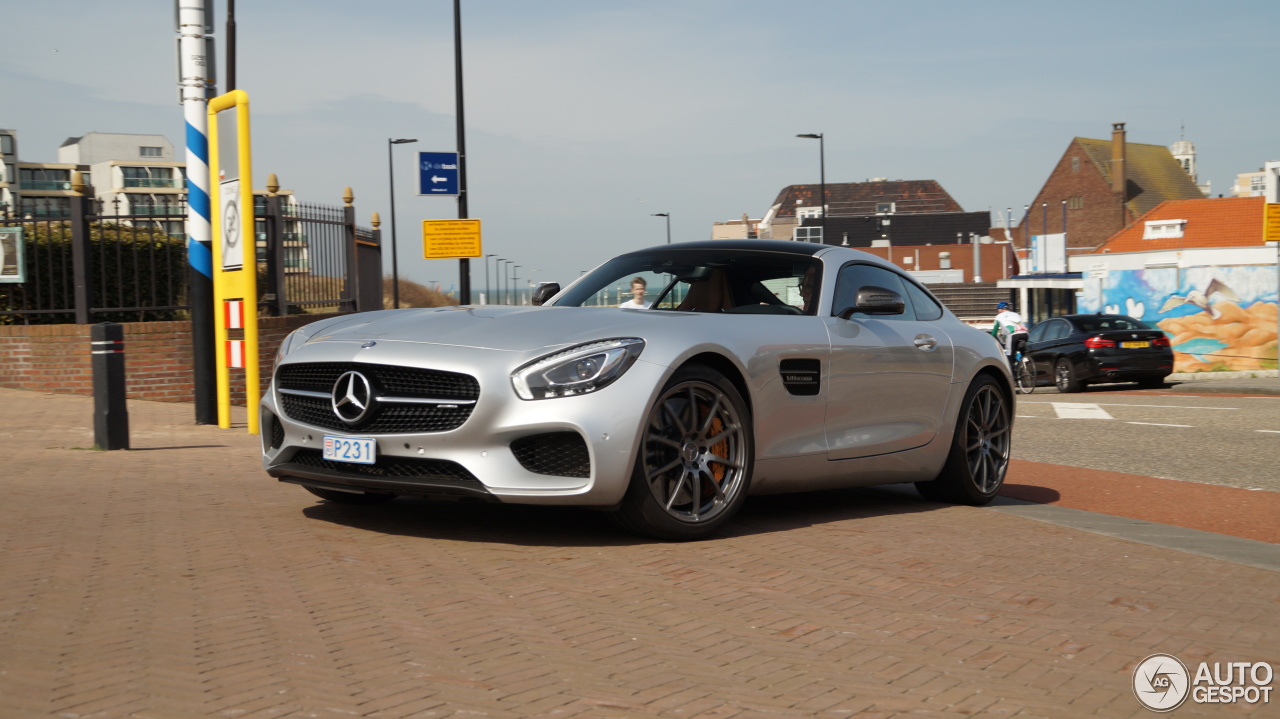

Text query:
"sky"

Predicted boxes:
[[2, 0, 1277, 295]]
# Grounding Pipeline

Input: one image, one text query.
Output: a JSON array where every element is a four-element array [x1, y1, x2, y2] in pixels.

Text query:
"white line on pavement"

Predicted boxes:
[[1126, 422, 1193, 428], [1257, 430, 1280, 434], [1021, 402, 1237, 410], [1051, 403, 1114, 420]]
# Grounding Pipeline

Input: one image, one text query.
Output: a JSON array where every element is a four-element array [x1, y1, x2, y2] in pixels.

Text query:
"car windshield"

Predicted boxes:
[[1073, 315, 1151, 332], [553, 249, 821, 315]]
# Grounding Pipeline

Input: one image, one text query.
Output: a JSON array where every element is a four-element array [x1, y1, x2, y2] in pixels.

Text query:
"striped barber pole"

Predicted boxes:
[[226, 340, 245, 368], [224, 300, 244, 330]]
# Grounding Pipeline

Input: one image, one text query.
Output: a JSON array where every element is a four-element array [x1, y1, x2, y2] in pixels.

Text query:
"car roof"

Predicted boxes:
[[624, 239, 889, 265]]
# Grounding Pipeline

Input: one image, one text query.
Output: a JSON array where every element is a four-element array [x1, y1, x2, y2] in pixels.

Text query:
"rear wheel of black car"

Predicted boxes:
[[613, 365, 753, 541], [916, 375, 1011, 505], [303, 486, 398, 504], [1055, 358, 1083, 393]]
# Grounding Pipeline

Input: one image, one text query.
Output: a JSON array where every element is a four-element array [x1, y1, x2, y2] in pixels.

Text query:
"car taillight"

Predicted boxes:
[[1152, 336, 1171, 347], [1085, 336, 1116, 349]]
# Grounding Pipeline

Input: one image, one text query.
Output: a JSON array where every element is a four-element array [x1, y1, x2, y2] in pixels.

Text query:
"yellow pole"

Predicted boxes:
[[207, 89, 260, 434]]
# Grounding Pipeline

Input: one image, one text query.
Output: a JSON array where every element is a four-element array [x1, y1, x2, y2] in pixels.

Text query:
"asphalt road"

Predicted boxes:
[[1011, 386, 1280, 492]]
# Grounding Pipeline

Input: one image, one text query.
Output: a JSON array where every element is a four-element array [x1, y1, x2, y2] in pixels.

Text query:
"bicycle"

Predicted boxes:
[[1013, 348, 1034, 395]]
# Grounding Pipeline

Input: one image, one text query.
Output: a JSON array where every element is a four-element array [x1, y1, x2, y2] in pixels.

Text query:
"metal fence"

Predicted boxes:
[[1, 189, 381, 325]]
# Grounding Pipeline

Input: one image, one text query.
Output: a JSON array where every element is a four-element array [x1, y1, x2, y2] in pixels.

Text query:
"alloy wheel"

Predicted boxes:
[[962, 384, 1010, 495], [641, 380, 748, 523]]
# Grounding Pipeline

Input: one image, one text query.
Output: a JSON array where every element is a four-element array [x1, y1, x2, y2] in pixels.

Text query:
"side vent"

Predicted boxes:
[[779, 358, 821, 396]]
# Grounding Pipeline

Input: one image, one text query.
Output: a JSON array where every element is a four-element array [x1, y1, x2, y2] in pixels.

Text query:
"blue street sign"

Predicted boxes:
[[418, 151, 460, 196]]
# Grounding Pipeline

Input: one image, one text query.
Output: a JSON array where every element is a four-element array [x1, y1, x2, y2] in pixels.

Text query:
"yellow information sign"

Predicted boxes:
[[1265, 203, 1280, 244], [423, 219, 482, 259]]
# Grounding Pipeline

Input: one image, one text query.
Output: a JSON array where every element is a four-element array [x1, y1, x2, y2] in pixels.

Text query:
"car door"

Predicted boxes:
[[1026, 318, 1069, 380], [824, 263, 954, 460]]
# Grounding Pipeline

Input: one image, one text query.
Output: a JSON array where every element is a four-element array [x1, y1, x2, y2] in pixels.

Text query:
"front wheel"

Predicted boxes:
[[915, 375, 1011, 505], [612, 365, 753, 541], [1015, 356, 1035, 394]]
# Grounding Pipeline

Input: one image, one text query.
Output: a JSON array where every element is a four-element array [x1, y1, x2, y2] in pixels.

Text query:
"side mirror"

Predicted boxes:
[[531, 282, 560, 306], [837, 286, 905, 319]]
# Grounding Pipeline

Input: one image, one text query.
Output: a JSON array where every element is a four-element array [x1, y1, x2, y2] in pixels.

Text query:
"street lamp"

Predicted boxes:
[[387, 137, 418, 308], [513, 265, 522, 305], [484, 253, 497, 304], [796, 133, 825, 243], [651, 213, 671, 244], [496, 258, 507, 304]]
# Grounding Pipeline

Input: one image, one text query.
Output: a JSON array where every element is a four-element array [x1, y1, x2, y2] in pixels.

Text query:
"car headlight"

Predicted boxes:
[[512, 338, 645, 400]]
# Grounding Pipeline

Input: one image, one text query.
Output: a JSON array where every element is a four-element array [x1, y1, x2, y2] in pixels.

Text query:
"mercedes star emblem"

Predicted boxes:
[[331, 371, 374, 424]]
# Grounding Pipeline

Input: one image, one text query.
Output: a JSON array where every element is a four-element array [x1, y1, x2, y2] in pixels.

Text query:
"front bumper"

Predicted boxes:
[[261, 342, 667, 506]]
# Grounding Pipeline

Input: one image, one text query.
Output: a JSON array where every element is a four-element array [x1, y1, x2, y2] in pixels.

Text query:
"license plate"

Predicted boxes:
[[323, 435, 377, 465], [1120, 341, 1150, 349]]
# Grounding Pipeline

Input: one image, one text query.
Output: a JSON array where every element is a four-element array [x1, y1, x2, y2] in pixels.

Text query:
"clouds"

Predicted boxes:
[[2, 1, 1276, 289]]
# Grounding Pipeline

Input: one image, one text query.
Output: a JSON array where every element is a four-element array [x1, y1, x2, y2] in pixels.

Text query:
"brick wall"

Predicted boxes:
[[0, 314, 345, 405], [1018, 139, 1129, 249]]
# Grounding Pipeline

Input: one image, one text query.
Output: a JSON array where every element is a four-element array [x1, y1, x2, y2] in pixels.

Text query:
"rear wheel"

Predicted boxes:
[[916, 375, 1011, 505], [1055, 358, 1083, 393], [1015, 356, 1035, 394], [613, 365, 753, 541], [303, 486, 398, 504]]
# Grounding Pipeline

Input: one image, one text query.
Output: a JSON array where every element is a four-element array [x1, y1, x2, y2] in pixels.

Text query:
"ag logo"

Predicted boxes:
[[1134, 653, 1190, 712]]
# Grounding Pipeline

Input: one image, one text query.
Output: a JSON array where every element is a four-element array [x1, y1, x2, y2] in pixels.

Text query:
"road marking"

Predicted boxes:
[[1022, 401, 1237, 410], [1257, 430, 1280, 434], [1127, 422, 1193, 428], [1051, 403, 1113, 420]]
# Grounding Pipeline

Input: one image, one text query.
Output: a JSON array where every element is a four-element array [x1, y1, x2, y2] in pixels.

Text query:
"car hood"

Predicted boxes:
[[301, 305, 691, 354]]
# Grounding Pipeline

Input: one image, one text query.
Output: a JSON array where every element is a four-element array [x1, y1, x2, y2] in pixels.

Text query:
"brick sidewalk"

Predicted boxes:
[[0, 389, 1275, 718]]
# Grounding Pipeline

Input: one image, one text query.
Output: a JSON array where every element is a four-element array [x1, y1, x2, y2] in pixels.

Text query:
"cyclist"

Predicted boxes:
[[991, 301, 1028, 366]]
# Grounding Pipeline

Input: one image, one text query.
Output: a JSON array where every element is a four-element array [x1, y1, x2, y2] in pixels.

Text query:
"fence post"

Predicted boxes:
[[70, 172, 94, 324], [265, 174, 288, 316], [356, 214, 383, 312], [91, 322, 130, 450], [342, 187, 358, 312]]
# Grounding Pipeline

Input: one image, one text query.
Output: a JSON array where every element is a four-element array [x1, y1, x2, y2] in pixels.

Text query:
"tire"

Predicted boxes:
[[915, 375, 1011, 505], [612, 365, 753, 541], [1015, 357, 1035, 394], [303, 485, 398, 504], [1055, 358, 1083, 393]]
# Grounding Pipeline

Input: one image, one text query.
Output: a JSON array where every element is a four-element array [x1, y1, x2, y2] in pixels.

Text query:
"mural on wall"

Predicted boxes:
[[1079, 265, 1278, 373]]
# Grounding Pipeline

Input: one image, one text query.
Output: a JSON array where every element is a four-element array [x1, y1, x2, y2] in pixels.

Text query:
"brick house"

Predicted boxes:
[[1016, 123, 1205, 252]]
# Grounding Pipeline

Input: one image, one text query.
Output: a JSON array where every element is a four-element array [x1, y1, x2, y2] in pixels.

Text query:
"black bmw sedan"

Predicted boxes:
[[1023, 314, 1174, 392]]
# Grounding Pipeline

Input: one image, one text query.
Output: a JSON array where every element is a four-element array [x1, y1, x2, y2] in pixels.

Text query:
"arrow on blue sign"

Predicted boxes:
[[418, 152, 459, 196]]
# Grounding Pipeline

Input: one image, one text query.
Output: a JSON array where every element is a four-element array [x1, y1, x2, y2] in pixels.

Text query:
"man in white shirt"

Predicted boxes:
[[990, 301, 1027, 360], [619, 277, 651, 309]]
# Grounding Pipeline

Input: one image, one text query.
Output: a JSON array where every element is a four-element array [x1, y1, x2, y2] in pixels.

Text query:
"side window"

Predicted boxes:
[[902, 280, 943, 321], [1046, 320, 1069, 341], [1028, 322, 1050, 343], [832, 264, 911, 320]]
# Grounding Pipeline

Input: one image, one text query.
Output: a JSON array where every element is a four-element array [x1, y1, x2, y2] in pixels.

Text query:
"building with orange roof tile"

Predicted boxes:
[[1091, 197, 1267, 254]]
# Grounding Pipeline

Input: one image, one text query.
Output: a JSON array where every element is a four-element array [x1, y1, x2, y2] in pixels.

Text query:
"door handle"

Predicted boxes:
[[913, 335, 938, 352]]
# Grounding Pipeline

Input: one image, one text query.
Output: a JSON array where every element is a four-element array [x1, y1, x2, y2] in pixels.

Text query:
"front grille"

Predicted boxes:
[[286, 449, 483, 489], [511, 432, 591, 478], [268, 412, 285, 449], [276, 362, 479, 433]]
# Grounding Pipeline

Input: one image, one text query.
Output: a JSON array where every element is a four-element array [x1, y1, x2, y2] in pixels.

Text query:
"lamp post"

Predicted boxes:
[[513, 265, 521, 305], [651, 212, 671, 244], [496, 259, 507, 304], [387, 137, 418, 308], [484, 253, 496, 304], [796, 133, 825, 243]]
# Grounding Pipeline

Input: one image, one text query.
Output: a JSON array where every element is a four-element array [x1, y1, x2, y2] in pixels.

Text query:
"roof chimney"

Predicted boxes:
[[1111, 122, 1126, 196]]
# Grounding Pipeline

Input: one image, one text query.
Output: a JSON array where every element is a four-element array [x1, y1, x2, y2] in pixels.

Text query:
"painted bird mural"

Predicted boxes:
[[1158, 278, 1240, 320]]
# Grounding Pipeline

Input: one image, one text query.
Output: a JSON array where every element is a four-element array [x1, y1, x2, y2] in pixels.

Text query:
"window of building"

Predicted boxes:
[[796, 206, 823, 219], [875, 202, 895, 214], [794, 226, 823, 243], [1072, 157, 1080, 172], [18, 196, 72, 218], [1142, 219, 1187, 240], [0, 134, 14, 155], [19, 167, 71, 190], [1250, 176, 1266, 194], [121, 166, 176, 188], [139, 146, 163, 157], [1068, 196, 1084, 210]]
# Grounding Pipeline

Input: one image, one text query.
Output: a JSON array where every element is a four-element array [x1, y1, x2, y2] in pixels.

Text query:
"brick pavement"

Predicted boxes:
[[0, 388, 1276, 718]]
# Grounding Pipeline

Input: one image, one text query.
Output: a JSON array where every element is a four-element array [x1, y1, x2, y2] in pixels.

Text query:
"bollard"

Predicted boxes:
[[90, 323, 130, 450]]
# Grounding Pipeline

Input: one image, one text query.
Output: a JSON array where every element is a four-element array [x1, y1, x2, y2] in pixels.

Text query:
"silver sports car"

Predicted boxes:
[[261, 240, 1014, 540]]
